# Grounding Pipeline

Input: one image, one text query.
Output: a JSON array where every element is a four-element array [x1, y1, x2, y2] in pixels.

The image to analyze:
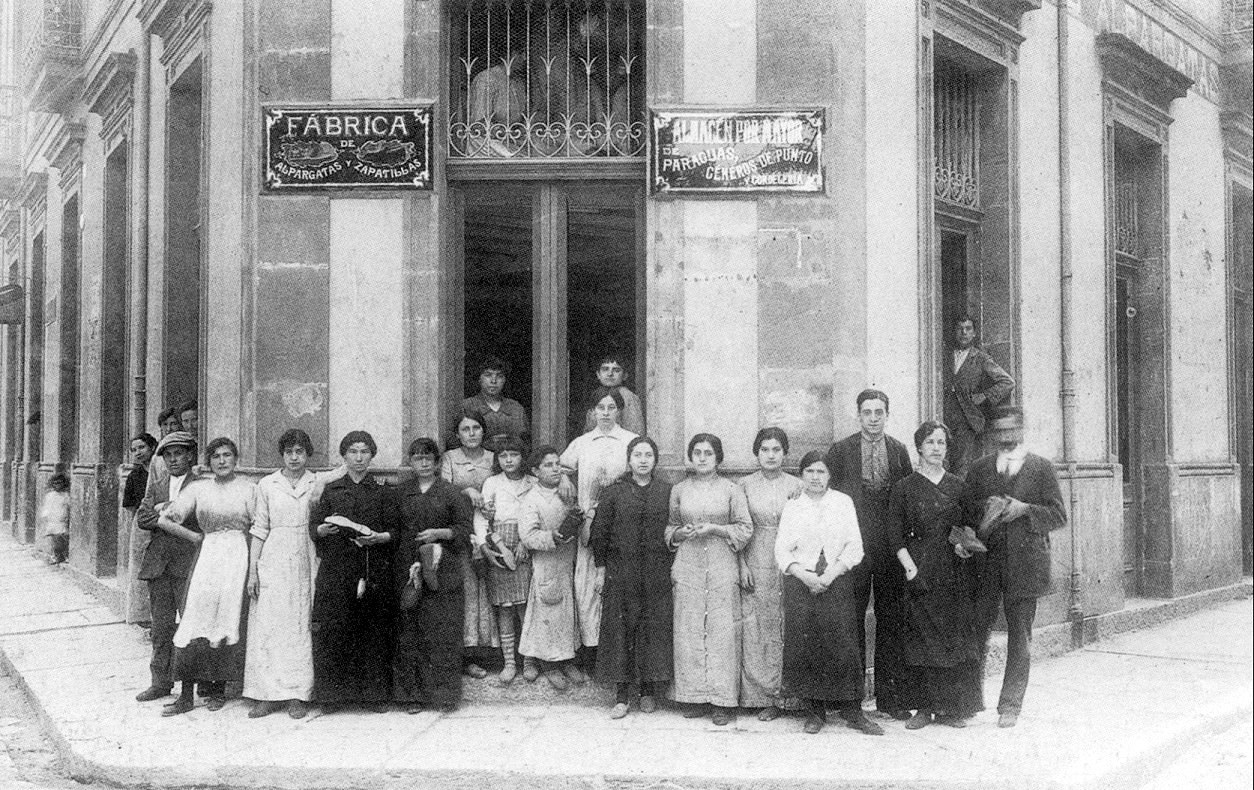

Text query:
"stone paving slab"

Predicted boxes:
[[1, 538, 1250, 790]]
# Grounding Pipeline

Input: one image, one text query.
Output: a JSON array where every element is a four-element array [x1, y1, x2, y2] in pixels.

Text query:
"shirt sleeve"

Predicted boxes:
[[559, 436, 581, 473], [664, 484, 683, 549], [725, 483, 754, 552], [589, 484, 615, 568], [775, 500, 801, 574], [473, 476, 495, 545], [449, 485, 475, 551], [164, 483, 198, 526], [251, 481, 271, 541], [439, 454, 454, 484], [519, 496, 556, 552], [136, 470, 163, 531], [1024, 460, 1067, 534]]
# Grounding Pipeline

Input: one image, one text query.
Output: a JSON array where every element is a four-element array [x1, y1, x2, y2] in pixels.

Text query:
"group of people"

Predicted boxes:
[[115, 336, 1062, 736]]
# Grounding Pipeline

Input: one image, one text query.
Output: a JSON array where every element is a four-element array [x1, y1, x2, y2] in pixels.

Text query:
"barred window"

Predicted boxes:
[[933, 58, 980, 210], [449, 0, 646, 160]]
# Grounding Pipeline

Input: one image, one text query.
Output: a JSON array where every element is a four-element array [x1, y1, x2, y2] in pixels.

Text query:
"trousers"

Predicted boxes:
[[147, 572, 188, 690], [975, 583, 1038, 714]]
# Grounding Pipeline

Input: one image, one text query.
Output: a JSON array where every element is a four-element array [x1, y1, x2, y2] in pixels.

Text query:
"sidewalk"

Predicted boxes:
[[1, 535, 1250, 790]]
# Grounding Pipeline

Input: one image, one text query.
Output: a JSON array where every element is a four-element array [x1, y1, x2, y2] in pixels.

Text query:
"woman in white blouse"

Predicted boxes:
[[775, 450, 881, 736]]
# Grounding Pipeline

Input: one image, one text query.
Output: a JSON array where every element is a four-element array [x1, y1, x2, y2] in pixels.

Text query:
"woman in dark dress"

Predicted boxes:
[[589, 436, 674, 719], [888, 420, 982, 729], [775, 451, 880, 736], [393, 438, 475, 713], [310, 430, 396, 712]]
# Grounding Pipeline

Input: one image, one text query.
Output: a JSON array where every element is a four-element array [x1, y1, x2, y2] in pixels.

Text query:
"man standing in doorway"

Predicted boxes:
[[177, 399, 198, 439], [824, 389, 915, 720], [964, 406, 1066, 728], [943, 316, 1015, 476], [133, 432, 200, 703]]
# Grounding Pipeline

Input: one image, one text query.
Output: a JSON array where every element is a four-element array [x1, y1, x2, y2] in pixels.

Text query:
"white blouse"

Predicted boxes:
[[559, 424, 638, 513], [774, 489, 864, 577]]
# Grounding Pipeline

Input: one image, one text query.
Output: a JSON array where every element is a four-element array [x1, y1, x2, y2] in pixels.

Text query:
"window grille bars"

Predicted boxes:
[[1114, 182, 1140, 258], [449, 0, 646, 159], [933, 60, 980, 210]]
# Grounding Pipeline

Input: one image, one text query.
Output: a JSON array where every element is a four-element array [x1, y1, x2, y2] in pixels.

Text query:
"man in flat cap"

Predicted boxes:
[[133, 432, 201, 703], [963, 407, 1066, 728]]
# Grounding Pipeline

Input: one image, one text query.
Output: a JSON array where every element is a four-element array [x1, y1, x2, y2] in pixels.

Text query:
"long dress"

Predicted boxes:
[[517, 485, 580, 662], [392, 477, 474, 708], [441, 447, 499, 650], [309, 473, 396, 704], [589, 476, 674, 686], [775, 490, 866, 702], [559, 424, 638, 647], [666, 476, 753, 707], [738, 471, 803, 707], [244, 469, 318, 702], [168, 475, 256, 684], [477, 473, 535, 606], [886, 471, 982, 716]]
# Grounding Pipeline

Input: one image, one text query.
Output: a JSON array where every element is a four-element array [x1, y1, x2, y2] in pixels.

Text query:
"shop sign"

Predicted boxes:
[[649, 108, 824, 194], [1098, 0, 1219, 102], [263, 105, 433, 190], [0, 284, 22, 324]]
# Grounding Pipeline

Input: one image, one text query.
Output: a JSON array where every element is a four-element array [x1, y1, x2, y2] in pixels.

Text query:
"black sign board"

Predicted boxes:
[[649, 108, 824, 194], [263, 105, 433, 190], [0, 284, 23, 324]]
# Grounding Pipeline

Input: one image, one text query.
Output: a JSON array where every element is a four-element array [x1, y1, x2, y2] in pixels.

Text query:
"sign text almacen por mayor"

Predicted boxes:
[[649, 108, 824, 194], [263, 105, 433, 190]]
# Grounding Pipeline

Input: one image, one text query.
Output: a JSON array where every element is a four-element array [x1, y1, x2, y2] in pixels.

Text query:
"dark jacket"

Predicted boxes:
[[589, 477, 675, 684], [310, 473, 398, 623], [943, 347, 1015, 433], [136, 468, 199, 580], [962, 452, 1067, 599], [392, 476, 474, 594], [825, 432, 913, 561]]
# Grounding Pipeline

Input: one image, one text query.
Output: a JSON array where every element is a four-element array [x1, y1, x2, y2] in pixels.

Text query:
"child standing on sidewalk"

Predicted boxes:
[[39, 473, 71, 564]]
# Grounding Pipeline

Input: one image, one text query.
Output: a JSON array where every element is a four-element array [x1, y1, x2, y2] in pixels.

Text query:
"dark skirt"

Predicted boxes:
[[596, 564, 674, 686], [906, 662, 983, 717], [174, 637, 244, 684], [312, 591, 394, 704], [393, 588, 465, 708], [781, 571, 865, 702]]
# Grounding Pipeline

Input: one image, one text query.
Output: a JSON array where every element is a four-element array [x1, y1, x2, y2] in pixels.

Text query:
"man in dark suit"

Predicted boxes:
[[133, 431, 200, 703], [943, 316, 1015, 475], [964, 407, 1067, 728], [824, 388, 915, 720]]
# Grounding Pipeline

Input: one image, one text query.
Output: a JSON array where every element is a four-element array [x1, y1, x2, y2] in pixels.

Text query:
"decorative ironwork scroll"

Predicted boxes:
[[448, 0, 646, 159], [934, 59, 980, 210]]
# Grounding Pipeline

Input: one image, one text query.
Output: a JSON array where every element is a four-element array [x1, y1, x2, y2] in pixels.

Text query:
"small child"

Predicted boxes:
[[582, 356, 644, 435], [517, 446, 583, 690], [477, 437, 536, 684], [40, 473, 71, 564], [462, 356, 530, 451]]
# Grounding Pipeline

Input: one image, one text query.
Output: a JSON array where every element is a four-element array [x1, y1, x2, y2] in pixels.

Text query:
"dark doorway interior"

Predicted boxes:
[[1232, 184, 1252, 574], [163, 59, 203, 413]]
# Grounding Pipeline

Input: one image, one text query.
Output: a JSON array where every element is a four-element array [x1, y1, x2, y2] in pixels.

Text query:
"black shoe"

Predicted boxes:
[[842, 711, 885, 736], [883, 709, 912, 721], [135, 686, 172, 703], [905, 710, 933, 730], [205, 696, 226, 712], [803, 714, 825, 734], [161, 698, 194, 717]]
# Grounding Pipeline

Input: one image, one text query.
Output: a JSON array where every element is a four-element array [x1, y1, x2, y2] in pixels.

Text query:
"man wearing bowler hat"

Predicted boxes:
[[963, 407, 1066, 728], [133, 432, 202, 703]]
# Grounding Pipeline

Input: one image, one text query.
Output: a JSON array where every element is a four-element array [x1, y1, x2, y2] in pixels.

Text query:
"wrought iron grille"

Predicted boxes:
[[933, 60, 980, 209], [22, 0, 82, 77], [1114, 182, 1139, 257], [449, 0, 646, 159]]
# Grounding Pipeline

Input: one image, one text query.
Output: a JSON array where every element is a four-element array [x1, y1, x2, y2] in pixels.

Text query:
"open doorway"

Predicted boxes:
[[456, 182, 642, 448], [163, 59, 203, 415]]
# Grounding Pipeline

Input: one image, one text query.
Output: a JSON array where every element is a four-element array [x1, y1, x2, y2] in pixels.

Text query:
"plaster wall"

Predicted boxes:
[[144, 38, 167, 430], [863, 2, 919, 439], [76, 115, 105, 462], [38, 169, 63, 464], [1167, 92, 1229, 462], [1016, 8, 1065, 461], [1061, 15, 1110, 464], [326, 0, 407, 467], [204, 0, 246, 445]]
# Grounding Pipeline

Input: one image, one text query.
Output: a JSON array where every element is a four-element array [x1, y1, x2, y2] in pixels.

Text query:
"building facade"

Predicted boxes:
[[0, 0, 1250, 630]]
